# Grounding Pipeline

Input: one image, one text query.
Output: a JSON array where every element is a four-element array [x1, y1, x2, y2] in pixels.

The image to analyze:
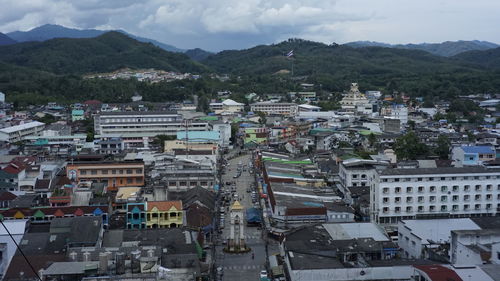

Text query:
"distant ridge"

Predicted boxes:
[[344, 40, 499, 57], [6, 24, 186, 53], [0, 32, 16, 46]]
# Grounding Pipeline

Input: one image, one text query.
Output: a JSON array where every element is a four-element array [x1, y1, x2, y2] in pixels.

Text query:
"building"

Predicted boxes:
[[66, 160, 145, 191], [94, 111, 210, 137], [372, 166, 500, 224], [71, 109, 85, 122], [212, 122, 231, 148], [398, 218, 482, 259], [451, 146, 496, 166], [340, 83, 372, 114], [126, 202, 146, 229], [250, 102, 298, 116], [451, 227, 500, 265], [95, 135, 124, 154], [243, 127, 268, 147], [146, 201, 183, 228], [209, 99, 244, 114], [298, 104, 321, 112], [288, 91, 317, 101], [0, 220, 27, 276], [381, 104, 408, 127], [0, 121, 45, 143]]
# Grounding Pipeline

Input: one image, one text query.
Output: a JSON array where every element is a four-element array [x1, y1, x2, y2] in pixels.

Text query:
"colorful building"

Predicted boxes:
[[71, 109, 85, 122], [126, 202, 146, 229], [146, 201, 183, 228], [66, 160, 145, 191], [243, 127, 268, 148]]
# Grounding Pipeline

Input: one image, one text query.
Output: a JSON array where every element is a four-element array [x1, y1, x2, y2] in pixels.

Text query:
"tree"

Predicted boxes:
[[434, 135, 451, 160], [407, 120, 416, 130], [256, 111, 267, 125], [367, 133, 377, 148], [393, 131, 429, 160]]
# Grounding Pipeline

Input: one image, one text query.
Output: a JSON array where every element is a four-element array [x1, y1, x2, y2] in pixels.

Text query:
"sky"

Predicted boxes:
[[0, 0, 499, 52]]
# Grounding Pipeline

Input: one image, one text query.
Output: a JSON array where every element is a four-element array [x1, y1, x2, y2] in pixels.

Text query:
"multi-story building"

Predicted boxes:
[[209, 99, 244, 114], [372, 166, 500, 224], [250, 102, 298, 116], [146, 201, 183, 229], [0, 121, 45, 143], [93, 111, 210, 137], [451, 146, 496, 166], [66, 161, 145, 191]]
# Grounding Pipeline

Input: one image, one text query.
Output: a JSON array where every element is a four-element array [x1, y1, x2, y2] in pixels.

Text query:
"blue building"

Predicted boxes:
[[126, 202, 146, 229], [452, 146, 496, 166]]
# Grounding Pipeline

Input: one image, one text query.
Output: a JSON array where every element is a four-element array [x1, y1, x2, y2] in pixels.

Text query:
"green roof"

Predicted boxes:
[[359, 130, 381, 136], [198, 116, 219, 121]]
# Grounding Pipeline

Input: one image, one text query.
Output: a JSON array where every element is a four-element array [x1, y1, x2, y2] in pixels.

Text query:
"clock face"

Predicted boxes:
[[68, 169, 77, 180]]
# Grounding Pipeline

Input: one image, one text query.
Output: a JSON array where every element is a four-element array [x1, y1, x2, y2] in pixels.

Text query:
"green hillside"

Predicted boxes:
[[0, 31, 207, 75], [453, 47, 500, 69]]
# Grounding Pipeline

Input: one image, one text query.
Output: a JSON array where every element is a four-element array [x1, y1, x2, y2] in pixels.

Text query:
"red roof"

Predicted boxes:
[[0, 191, 17, 201], [84, 100, 102, 105], [414, 265, 463, 281], [74, 208, 84, 216], [0, 205, 107, 218], [53, 209, 65, 217]]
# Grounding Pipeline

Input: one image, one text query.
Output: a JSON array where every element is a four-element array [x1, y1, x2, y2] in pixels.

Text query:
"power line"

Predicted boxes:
[[0, 220, 42, 281]]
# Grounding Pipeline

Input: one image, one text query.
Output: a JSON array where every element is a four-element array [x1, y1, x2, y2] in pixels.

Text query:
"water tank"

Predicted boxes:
[[115, 252, 125, 275], [131, 250, 141, 273], [99, 252, 109, 274]]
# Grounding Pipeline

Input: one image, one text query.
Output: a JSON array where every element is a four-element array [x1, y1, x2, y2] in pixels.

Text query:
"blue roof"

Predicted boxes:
[[176, 131, 220, 142], [461, 146, 495, 154]]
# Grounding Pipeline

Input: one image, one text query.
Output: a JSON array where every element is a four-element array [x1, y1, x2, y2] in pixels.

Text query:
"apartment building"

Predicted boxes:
[[250, 102, 298, 116], [66, 161, 145, 191], [372, 167, 500, 224], [93, 111, 210, 137], [0, 121, 45, 143]]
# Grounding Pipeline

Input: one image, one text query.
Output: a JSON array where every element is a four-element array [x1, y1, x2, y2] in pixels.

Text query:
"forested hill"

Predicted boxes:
[[202, 39, 500, 98], [453, 47, 500, 69], [0, 31, 207, 75]]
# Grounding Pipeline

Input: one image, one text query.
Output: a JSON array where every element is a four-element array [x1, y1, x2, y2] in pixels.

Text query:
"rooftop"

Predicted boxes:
[[0, 121, 45, 133], [400, 218, 481, 245], [380, 166, 500, 176]]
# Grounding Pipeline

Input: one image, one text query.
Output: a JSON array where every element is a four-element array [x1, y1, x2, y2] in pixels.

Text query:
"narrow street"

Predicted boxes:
[[215, 153, 267, 281]]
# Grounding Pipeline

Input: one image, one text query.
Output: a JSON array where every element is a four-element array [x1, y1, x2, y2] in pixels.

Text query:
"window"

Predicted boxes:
[[418, 196, 424, 203], [395, 207, 401, 213], [80, 170, 87, 175], [475, 185, 482, 191], [452, 195, 459, 202], [487, 185, 492, 191], [136, 169, 143, 174], [475, 204, 481, 210], [487, 204, 492, 210], [475, 195, 481, 201], [127, 178, 133, 184], [395, 197, 401, 203], [430, 196, 436, 202], [383, 197, 389, 203], [441, 186, 447, 192], [440, 177, 446, 181], [430, 206, 436, 211], [474, 176, 480, 180], [418, 206, 424, 212], [406, 206, 413, 212], [464, 195, 470, 201], [383, 207, 389, 213], [361, 174, 367, 179], [383, 188, 389, 194], [464, 185, 470, 192], [112, 169, 117, 174], [126, 169, 133, 174], [417, 178, 423, 182], [452, 205, 458, 211], [352, 174, 358, 179], [102, 169, 108, 175], [430, 186, 436, 192], [418, 186, 424, 193], [119, 170, 124, 174], [91, 170, 97, 175], [452, 185, 459, 192], [464, 204, 470, 210], [406, 187, 413, 193], [487, 194, 492, 201], [395, 187, 401, 193], [395, 178, 400, 182], [429, 177, 434, 181], [441, 205, 447, 211], [383, 179, 388, 182], [464, 176, 469, 180], [440, 196, 447, 202], [406, 197, 413, 203]]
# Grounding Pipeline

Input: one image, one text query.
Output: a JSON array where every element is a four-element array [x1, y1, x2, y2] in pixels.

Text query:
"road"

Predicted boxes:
[[215, 153, 267, 281]]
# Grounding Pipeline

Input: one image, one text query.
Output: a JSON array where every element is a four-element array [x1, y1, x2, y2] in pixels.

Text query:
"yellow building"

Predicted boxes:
[[146, 201, 183, 228], [164, 140, 218, 153]]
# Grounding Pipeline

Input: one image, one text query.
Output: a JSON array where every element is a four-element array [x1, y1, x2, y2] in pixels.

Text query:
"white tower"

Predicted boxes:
[[226, 200, 249, 253]]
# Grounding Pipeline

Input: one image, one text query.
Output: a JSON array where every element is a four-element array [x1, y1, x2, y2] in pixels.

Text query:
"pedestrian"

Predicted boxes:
[[252, 252, 255, 260]]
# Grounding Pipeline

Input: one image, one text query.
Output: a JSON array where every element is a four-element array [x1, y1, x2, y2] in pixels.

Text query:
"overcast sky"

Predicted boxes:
[[0, 0, 499, 51]]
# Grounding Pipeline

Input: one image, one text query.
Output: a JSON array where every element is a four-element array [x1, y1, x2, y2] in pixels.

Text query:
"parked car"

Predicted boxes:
[[260, 270, 267, 279]]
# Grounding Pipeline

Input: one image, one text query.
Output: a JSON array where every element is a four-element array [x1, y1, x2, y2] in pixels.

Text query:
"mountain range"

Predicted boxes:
[[345, 40, 499, 57], [0, 32, 16, 45]]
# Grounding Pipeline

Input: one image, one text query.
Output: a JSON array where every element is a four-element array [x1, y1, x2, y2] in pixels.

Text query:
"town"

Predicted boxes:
[[0, 80, 499, 281], [83, 68, 198, 83]]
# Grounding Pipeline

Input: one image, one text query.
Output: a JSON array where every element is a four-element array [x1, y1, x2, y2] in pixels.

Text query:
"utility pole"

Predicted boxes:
[[184, 119, 192, 159]]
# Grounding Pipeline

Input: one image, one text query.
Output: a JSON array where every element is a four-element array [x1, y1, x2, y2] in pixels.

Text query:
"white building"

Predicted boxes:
[[250, 102, 298, 116], [0, 220, 27, 276], [340, 83, 372, 114], [212, 122, 231, 148], [372, 167, 500, 224], [0, 121, 45, 143], [381, 104, 408, 127], [0, 92, 5, 103], [398, 218, 482, 259], [94, 111, 210, 137], [451, 228, 500, 265], [339, 158, 390, 196], [209, 99, 244, 114]]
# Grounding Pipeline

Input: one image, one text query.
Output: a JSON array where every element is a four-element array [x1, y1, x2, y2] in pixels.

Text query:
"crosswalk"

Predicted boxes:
[[223, 265, 265, 270]]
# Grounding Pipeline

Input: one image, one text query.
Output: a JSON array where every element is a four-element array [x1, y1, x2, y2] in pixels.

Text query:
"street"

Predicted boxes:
[[215, 153, 268, 281]]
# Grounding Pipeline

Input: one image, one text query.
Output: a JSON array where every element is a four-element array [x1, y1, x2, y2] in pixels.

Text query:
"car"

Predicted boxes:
[[259, 270, 267, 278], [233, 175, 238, 178]]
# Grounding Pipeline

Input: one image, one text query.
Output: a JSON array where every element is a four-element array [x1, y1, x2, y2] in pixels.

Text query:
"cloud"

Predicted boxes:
[[0, 0, 498, 51]]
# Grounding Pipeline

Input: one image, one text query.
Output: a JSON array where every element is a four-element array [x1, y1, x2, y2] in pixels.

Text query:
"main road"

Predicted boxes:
[[215, 153, 267, 281]]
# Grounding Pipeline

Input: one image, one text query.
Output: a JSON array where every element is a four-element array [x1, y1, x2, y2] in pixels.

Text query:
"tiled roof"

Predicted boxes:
[[414, 265, 462, 281], [147, 201, 182, 211], [0, 205, 107, 218], [461, 146, 495, 154], [0, 191, 17, 201]]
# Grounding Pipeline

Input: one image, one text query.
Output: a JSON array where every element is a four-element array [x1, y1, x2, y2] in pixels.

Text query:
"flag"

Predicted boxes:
[[286, 50, 294, 57]]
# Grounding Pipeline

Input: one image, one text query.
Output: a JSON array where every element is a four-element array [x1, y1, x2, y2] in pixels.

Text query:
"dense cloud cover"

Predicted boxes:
[[0, 0, 499, 51]]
